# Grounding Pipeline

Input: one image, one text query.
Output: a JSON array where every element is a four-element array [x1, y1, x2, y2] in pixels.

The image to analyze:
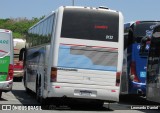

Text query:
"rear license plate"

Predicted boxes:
[[80, 90, 92, 96]]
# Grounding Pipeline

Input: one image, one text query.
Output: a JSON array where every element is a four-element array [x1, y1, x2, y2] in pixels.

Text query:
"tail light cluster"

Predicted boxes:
[[116, 72, 121, 86], [6, 64, 14, 81], [50, 67, 57, 82], [14, 61, 23, 70], [130, 61, 140, 82]]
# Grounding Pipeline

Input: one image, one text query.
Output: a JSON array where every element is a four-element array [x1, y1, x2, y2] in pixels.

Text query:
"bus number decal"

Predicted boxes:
[[106, 35, 114, 40], [0, 60, 7, 64]]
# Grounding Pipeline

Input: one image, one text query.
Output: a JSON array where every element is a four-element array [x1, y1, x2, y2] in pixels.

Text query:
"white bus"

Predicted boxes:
[[20, 6, 124, 105], [0, 29, 14, 98], [13, 39, 25, 79]]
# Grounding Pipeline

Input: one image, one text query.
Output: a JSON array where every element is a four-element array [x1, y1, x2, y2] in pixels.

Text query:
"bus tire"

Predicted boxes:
[[36, 76, 46, 104], [23, 72, 30, 94], [91, 100, 104, 108], [36, 76, 40, 102]]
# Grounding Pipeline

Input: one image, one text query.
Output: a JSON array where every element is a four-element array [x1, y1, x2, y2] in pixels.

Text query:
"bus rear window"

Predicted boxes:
[[61, 8, 119, 42], [134, 22, 159, 43], [0, 32, 10, 57]]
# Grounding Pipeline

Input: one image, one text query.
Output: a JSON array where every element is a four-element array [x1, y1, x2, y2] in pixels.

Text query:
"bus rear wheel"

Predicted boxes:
[[23, 72, 31, 94], [36, 77, 46, 105], [90, 100, 104, 108]]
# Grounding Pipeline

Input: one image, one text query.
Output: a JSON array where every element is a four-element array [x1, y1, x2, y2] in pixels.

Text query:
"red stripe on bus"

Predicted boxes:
[[60, 43, 118, 50], [60, 43, 86, 47], [14, 49, 19, 51], [0, 50, 8, 53]]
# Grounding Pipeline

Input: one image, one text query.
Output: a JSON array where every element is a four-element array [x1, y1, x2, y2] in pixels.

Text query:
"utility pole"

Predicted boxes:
[[72, 0, 75, 6]]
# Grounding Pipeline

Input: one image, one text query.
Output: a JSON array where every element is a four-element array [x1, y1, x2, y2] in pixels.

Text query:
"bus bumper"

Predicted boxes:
[[13, 70, 24, 77], [129, 81, 146, 95], [0, 80, 13, 92], [47, 83, 119, 102]]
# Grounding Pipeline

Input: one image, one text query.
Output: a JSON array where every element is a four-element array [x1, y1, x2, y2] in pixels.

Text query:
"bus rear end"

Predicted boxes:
[[0, 29, 13, 98], [49, 6, 124, 102], [129, 43, 147, 95], [13, 39, 25, 79], [128, 21, 160, 95]]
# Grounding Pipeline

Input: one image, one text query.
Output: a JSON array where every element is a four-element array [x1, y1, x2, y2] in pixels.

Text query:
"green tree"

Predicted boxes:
[[0, 17, 42, 39]]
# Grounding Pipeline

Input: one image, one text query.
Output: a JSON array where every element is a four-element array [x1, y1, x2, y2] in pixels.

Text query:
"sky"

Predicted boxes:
[[0, 0, 160, 22]]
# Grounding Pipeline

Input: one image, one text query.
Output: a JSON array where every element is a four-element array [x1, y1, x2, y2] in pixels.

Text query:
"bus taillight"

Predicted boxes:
[[50, 67, 57, 82], [6, 64, 14, 81], [116, 72, 121, 86], [135, 21, 141, 25], [130, 61, 140, 82]]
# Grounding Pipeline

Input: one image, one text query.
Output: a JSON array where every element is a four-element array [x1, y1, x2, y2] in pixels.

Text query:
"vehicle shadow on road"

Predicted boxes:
[[11, 89, 39, 105], [119, 95, 159, 105], [41, 98, 113, 111], [11, 89, 112, 111], [42, 104, 111, 111], [118, 95, 160, 113]]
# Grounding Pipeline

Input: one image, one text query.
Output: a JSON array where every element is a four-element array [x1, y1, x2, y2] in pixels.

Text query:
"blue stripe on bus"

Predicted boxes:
[[58, 45, 117, 71]]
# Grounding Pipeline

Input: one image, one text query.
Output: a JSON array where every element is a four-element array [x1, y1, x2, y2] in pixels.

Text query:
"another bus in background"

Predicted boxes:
[[13, 38, 25, 80], [121, 21, 160, 96], [20, 6, 124, 105], [0, 29, 14, 98], [146, 24, 160, 103]]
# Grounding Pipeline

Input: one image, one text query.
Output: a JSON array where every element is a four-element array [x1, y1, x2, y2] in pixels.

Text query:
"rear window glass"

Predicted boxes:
[[134, 22, 159, 43], [61, 8, 119, 42], [0, 32, 11, 57]]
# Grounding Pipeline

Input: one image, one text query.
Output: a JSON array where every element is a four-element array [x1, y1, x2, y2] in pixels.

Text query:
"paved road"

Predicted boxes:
[[0, 82, 159, 113]]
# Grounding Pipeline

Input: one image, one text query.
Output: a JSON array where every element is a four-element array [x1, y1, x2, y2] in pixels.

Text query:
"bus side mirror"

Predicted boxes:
[[19, 48, 26, 61]]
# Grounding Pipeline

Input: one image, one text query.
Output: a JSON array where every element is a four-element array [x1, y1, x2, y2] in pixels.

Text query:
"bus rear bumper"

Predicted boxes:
[[129, 81, 146, 95], [0, 80, 13, 92], [13, 70, 24, 77], [47, 83, 119, 102]]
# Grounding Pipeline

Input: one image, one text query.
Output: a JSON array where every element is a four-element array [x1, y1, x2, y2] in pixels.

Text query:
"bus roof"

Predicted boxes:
[[62, 6, 119, 12], [125, 21, 160, 25], [29, 6, 120, 31], [0, 29, 11, 33], [13, 38, 26, 42]]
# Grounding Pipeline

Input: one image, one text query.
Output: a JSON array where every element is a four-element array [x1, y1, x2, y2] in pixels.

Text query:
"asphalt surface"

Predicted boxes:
[[0, 81, 159, 113]]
